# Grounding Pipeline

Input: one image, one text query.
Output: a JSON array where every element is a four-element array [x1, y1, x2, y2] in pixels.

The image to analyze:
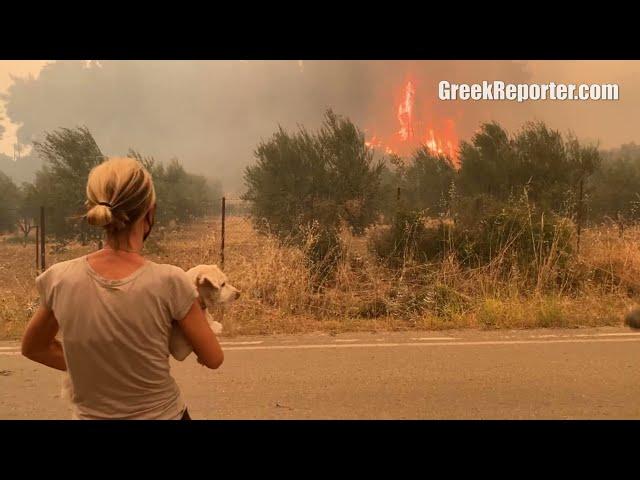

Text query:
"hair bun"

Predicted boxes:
[[86, 204, 113, 227], [85, 157, 156, 235]]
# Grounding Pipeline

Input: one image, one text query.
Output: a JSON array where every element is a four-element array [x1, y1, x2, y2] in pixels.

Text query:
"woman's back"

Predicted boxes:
[[22, 156, 223, 420], [37, 255, 197, 419]]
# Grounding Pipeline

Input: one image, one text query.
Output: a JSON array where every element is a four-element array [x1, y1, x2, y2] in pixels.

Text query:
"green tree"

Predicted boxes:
[[400, 147, 456, 215], [377, 159, 402, 222], [457, 121, 600, 216], [316, 110, 386, 235], [0, 171, 20, 233], [243, 109, 385, 278], [457, 121, 514, 199], [243, 110, 384, 242], [588, 143, 640, 225], [127, 150, 221, 226], [512, 121, 571, 211], [26, 127, 221, 243], [32, 126, 104, 242], [14, 181, 43, 245]]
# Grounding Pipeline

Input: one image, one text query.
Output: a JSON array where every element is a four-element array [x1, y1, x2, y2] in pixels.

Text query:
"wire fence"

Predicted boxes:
[[1, 206, 45, 272], [2, 198, 263, 275], [2, 191, 608, 277]]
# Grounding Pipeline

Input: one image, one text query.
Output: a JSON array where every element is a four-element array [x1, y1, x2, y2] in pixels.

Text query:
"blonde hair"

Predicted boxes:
[[85, 157, 156, 238]]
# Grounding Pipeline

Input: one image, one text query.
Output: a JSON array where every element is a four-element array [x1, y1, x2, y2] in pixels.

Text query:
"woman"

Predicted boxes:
[[21, 157, 223, 420]]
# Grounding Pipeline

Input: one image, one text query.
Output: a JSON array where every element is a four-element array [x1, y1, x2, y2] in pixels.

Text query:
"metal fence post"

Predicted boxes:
[[34, 225, 39, 271], [576, 177, 584, 254], [217, 197, 227, 329], [220, 197, 226, 269], [40, 206, 45, 272]]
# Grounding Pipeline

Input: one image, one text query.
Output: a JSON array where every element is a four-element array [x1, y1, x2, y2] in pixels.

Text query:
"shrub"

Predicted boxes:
[[370, 194, 576, 290]]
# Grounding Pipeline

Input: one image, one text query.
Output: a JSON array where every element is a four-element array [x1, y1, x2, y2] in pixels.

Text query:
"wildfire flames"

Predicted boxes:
[[397, 80, 415, 142], [365, 80, 459, 166]]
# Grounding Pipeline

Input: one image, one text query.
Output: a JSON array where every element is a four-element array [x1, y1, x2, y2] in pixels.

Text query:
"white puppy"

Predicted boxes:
[[61, 264, 240, 402], [169, 264, 240, 360]]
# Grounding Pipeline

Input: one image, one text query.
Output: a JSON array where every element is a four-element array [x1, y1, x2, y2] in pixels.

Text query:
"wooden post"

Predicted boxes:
[[40, 206, 45, 272], [220, 197, 226, 269]]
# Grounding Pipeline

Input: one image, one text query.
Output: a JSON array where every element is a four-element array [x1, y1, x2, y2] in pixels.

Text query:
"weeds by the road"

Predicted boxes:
[[1, 218, 637, 339]]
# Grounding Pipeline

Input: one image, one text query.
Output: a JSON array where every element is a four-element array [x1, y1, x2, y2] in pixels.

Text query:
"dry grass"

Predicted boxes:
[[1, 216, 638, 339]]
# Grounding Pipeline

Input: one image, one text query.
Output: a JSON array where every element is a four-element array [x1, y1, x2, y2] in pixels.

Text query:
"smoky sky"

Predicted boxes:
[[1, 60, 637, 193]]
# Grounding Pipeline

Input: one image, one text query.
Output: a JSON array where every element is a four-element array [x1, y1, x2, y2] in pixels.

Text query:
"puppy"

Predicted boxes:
[[169, 264, 240, 360], [61, 264, 240, 402]]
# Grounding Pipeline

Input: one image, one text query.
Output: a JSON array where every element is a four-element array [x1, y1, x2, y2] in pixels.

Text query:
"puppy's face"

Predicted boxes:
[[188, 265, 240, 311]]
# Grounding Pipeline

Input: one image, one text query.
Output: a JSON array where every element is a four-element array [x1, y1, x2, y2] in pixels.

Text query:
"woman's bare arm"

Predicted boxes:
[[177, 301, 224, 369], [21, 306, 67, 371]]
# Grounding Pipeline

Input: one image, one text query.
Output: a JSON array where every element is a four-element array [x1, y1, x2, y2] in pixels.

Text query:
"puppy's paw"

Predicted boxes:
[[61, 374, 73, 402], [210, 321, 223, 335]]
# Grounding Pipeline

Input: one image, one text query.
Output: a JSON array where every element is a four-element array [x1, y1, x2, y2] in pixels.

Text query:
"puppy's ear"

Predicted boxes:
[[198, 273, 221, 290], [197, 273, 220, 306]]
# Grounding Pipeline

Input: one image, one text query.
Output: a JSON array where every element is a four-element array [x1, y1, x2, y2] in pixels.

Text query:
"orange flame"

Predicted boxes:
[[366, 79, 459, 166], [397, 81, 415, 142]]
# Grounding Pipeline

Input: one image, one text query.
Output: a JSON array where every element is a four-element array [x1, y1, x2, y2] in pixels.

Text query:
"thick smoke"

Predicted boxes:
[[1, 60, 636, 192]]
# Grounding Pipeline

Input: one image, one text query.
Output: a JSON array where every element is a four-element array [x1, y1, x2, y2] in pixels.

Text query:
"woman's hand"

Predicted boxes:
[[21, 306, 67, 371]]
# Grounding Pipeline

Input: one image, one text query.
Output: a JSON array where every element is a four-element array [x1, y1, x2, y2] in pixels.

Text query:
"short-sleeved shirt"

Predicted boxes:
[[35, 255, 198, 420]]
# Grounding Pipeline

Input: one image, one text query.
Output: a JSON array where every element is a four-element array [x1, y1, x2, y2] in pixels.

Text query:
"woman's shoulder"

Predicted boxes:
[[36, 256, 86, 282], [146, 260, 185, 273], [35, 256, 88, 304], [145, 261, 197, 301], [145, 261, 191, 282]]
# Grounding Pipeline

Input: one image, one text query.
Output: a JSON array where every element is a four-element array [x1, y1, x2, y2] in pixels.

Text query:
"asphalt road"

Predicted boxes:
[[2, 327, 640, 419]]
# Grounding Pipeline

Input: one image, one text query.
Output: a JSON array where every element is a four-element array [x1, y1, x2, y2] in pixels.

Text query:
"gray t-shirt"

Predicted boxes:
[[35, 255, 198, 420]]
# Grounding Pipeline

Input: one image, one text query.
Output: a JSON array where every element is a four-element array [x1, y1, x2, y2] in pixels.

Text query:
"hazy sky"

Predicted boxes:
[[0, 60, 638, 193], [0, 60, 50, 155]]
